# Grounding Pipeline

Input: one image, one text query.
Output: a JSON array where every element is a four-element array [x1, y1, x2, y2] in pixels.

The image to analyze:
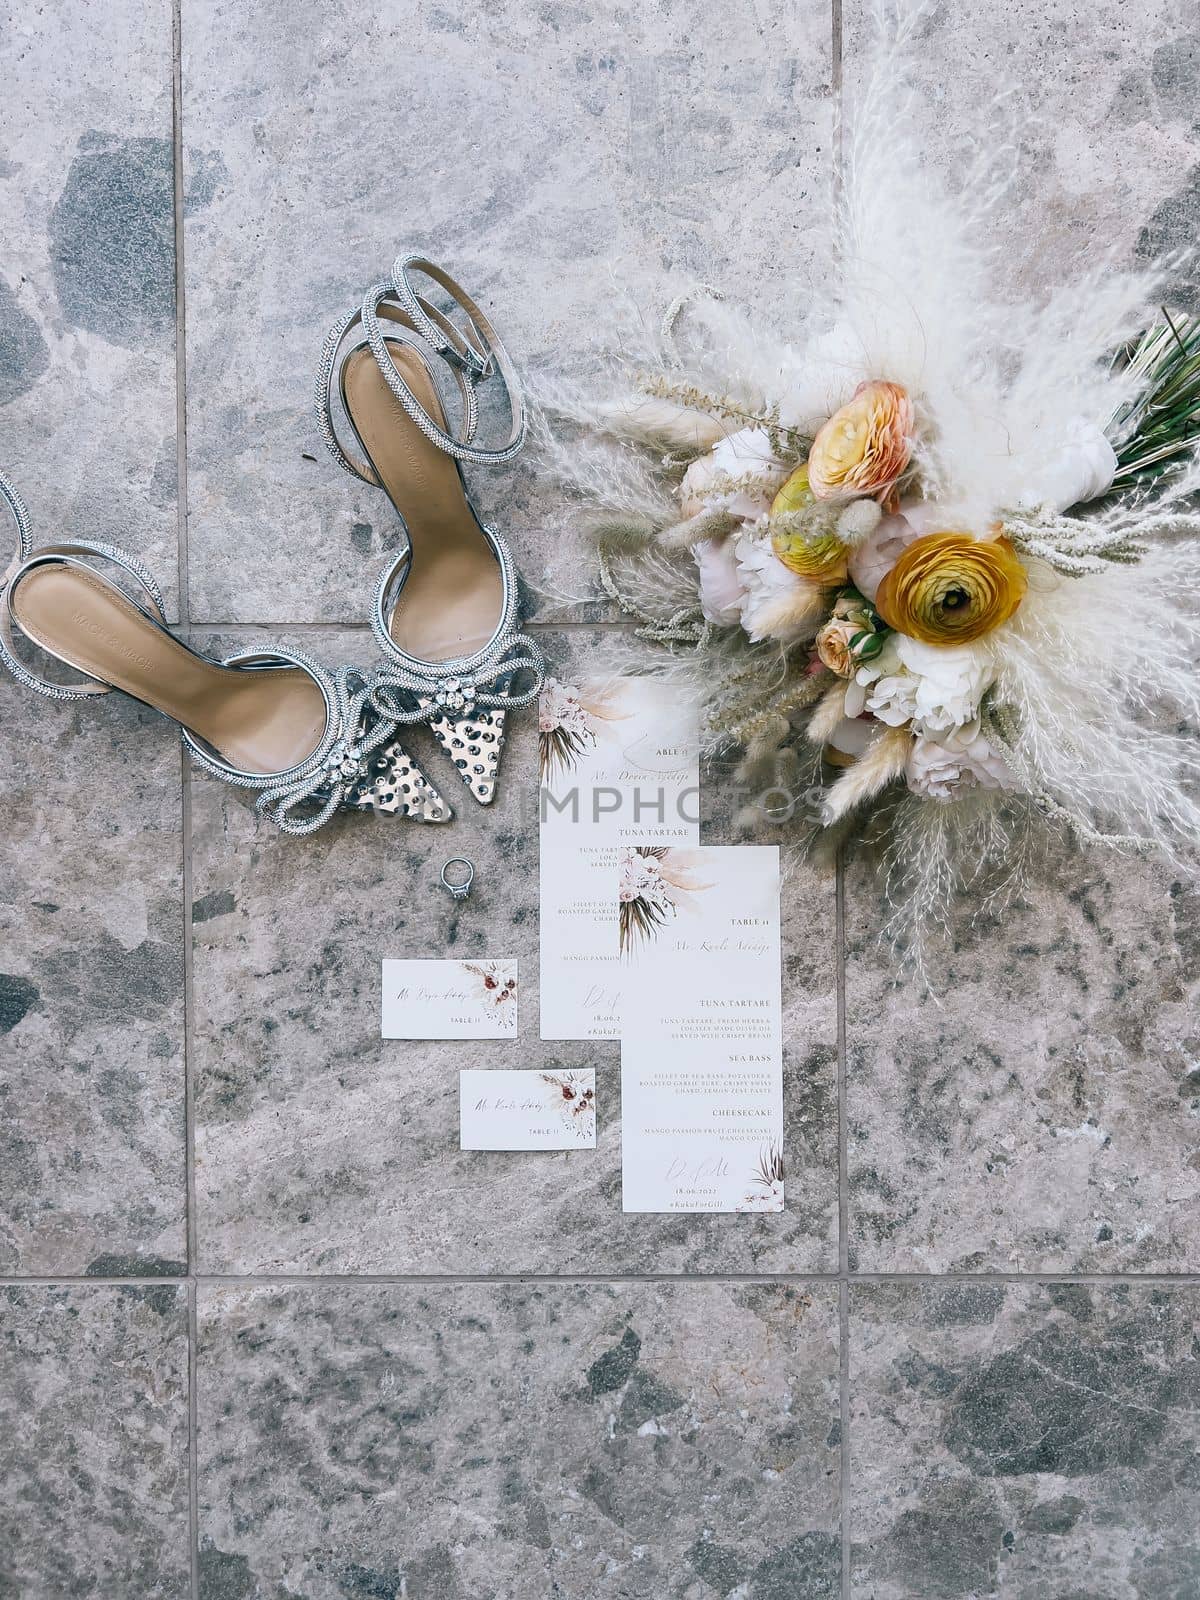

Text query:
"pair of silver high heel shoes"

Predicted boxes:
[[0, 255, 545, 835]]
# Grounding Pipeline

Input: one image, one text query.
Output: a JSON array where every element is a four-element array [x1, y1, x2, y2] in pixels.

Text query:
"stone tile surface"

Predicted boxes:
[[197, 1280, 841, 1600], [3, 1, 1200, 1596], [832, 0, 1200, 1276], [0, 1283, 190, 1599], [0, 0, 178, 609], [849, 1282, 1200, 1599], [842, 0, 1200, 295], [180, 0, 833, 623], [0, 676, 186, 1275], [844, 847, 1200, 1273], [189, 629, 838, 1273]]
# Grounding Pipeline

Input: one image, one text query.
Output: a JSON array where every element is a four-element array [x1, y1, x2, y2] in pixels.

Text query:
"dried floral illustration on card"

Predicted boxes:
[[618, 846, 711, 956], [540, 1071, 596, 1140], [538, 677, 631, 782], [463, 962, 518, 1027], [739, 1143, 785, 1213]]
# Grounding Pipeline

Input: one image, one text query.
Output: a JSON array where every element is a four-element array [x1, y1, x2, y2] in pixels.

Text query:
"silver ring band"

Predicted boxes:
[[440, 857, 475, 900]]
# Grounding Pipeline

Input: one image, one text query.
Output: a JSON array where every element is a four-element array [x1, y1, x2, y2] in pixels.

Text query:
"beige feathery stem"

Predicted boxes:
[[596, 395, 727, 452], [806, 682, 850, 746], [634, 372, 809, 456], [656, 507, 742, 551], [752, 583, 828, 644], [821, 726, 912, 822]]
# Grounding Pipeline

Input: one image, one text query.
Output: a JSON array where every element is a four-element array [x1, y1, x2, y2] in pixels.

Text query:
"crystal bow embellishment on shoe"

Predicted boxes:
[[365, 634, 546, 808], [209, 662, 451, 835], [366, 632, 547, 721]]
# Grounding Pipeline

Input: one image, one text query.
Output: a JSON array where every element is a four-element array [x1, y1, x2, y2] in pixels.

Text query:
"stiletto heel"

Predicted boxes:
[[0, 470, 451, 834], [315, 253, 545, 804]]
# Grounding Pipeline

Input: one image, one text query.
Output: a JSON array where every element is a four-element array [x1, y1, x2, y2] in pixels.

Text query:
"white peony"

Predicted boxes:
[[679, 427, 785, 521], [734, 527, 824, 644], [906, 726, 1016, 800], [693, 537, 746, 626], [849, 634, 995, 735]]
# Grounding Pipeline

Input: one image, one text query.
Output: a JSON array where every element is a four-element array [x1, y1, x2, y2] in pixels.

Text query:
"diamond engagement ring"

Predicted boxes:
[[440, 857, 475, 900]]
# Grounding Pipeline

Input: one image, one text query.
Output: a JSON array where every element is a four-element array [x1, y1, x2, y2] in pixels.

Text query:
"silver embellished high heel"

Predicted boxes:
[[315, 253, 546, 805], [0, 471, 452, 835]]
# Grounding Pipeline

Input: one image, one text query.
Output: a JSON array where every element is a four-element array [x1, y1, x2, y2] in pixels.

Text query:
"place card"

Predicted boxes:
[[619, 845, 783, 1213], [382, 959, 518, 1040], [539, 675, 700, 1040], [459, 1068, 597, 1149]]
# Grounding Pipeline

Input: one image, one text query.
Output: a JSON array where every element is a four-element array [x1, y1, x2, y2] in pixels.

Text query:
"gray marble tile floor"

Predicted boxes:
[[2, 2, 1199, 1595]]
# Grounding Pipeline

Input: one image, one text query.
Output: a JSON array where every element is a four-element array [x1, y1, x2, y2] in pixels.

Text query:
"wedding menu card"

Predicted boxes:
[[459, 1069, 597, 1149], [539, 675, 700, 1040], [382, 959, 518, 1040], [618, 845, 784, 1213]]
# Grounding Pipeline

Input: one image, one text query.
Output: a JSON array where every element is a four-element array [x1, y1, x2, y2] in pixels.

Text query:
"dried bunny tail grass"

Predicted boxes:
[[821, 726, 911, 823], [807, 683, 849, 746], [594, 394, 728, 453], [750, 583, 829, 645], [655, 508, 742, 552], [534, 374, 721, 458]]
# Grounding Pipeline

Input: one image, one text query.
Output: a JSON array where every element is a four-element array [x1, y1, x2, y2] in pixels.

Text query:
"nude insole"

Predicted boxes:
[[12, 565, 328, 775], [342, 340, 504, 662]]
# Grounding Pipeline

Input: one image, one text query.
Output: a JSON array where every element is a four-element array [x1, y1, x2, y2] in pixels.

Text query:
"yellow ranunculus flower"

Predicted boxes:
[[769, 464, 850, 582], [875, 531, 1028, 645], [807, 380, 913, 500]]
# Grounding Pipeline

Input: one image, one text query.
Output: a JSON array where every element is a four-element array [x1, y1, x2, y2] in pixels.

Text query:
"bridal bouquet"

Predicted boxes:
[[538, 6, 1200, 974]]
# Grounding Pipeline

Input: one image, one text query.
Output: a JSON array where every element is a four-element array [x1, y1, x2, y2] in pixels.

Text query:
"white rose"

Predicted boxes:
[[906, 726, 1016, 801], [679, 427, 784, 520], [863, 674, 919, 727], [891, 635, 995, 735]]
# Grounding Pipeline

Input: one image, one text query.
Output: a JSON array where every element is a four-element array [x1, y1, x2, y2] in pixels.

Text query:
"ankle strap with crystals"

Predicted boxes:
[[315, 252, 527, 485]]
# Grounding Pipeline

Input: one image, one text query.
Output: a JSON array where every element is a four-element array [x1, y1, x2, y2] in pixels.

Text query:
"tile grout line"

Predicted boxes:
[[171, 0, 190, 625], [9, 1270, 1200, 1286], [835, 843, 851, 1600], [831, 0, 849, 1588], [169, 2, 201, 1594], [181, 759, 199, 1600]]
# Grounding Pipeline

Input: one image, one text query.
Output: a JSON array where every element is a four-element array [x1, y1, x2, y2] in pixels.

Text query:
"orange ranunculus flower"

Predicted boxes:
[[807, 381, 913, 501], [875, 531, 1028, 646], [768, 464, 849, 582]]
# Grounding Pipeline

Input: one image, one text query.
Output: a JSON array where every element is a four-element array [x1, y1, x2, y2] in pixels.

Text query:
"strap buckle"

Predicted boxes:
[[414, 294, 494, 383], [442, 338, 493, 382]]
